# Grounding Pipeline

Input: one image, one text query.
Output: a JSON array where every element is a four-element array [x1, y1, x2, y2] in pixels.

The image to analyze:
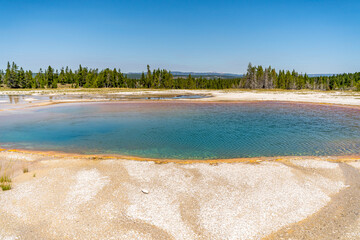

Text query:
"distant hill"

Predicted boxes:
[[307, 74, 335, 77]]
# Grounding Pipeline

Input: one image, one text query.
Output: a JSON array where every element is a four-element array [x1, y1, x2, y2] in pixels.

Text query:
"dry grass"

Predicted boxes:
[[0, 174, 12, 191], [0, 161, 13, 191], [0, 174, 11, 183], [1, 182, 11, 191]]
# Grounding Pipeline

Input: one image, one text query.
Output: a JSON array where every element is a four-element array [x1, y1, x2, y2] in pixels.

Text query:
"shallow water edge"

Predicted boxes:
[[2, 148, 359, 164]]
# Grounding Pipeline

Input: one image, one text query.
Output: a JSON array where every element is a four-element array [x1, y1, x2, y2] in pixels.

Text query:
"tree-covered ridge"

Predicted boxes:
[[0, 62, 359, 90]]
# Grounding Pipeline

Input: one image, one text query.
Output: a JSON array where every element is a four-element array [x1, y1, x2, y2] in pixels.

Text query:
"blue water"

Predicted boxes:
[[1, 101, 360, 159]]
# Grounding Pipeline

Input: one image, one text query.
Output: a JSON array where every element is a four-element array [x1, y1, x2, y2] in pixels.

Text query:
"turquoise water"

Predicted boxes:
[[1, 101, 360, 159]]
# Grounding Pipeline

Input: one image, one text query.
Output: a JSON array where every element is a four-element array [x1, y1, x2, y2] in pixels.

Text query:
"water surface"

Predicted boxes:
[[1, 101, 359, 159]]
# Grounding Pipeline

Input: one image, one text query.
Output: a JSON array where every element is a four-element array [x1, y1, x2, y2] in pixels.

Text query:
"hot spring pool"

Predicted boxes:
[[1, 101, 359, 159]]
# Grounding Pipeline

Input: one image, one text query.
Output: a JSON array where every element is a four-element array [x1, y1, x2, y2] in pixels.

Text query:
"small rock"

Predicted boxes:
[[141, 189, 149, 194]]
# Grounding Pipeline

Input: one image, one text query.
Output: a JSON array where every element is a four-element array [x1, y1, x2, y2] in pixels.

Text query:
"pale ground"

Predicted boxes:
[[1, 89, 360, 239], [1, 88, 360, 106], [1, 151, 360, 240]]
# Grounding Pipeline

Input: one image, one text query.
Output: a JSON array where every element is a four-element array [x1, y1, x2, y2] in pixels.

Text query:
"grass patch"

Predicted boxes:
[[0, 174, 11, 183], [1, 161, 13, 191], [0, 174, 12, 191], [23, 167, 29, 173], [1, 183, 11, 191]]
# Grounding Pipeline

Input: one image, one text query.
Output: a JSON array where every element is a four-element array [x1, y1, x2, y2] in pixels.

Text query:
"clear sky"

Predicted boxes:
[[0, 0, 359, 74]]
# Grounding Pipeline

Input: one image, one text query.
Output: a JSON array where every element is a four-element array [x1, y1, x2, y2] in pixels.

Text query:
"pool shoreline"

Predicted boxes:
[[2, 147, 360, 164], [1, 88, 360, 110]]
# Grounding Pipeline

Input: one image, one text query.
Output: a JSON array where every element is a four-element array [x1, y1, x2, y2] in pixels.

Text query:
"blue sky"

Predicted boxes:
[[0, 0, 359, 74]]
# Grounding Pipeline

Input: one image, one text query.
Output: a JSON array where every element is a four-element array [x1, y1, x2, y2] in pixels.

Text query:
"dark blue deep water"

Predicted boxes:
[[1, 101, 360, 159]]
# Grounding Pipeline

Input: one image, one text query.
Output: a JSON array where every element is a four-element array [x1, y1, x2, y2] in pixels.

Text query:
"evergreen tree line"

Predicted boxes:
[[243, 63, 360, 91], [0, 62, 359, 90]]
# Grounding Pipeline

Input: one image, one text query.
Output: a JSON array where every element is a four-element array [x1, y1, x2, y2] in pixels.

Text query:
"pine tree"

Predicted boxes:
[[18, 67, 26, 88], [146, 65, 152, 88], [52, 70, 58, 88], [45, 66, 54, 88], [59, 68, 65, 85], [256, 65, 264, 88], [25, 70, 33, 88], [246, 62, 254, 88], [4, 62, 11, 87], [37, 69, 45, 88], [140, 72, 146, 88], [7, 62, 19, 88]]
